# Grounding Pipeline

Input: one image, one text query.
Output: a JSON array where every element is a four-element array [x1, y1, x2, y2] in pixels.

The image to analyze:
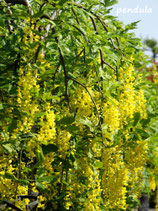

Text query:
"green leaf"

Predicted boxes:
[[38, 175, 58, 184], [46, 19, 56, 27], [2, 144, 13, 153], [79, 118, 94, 132], [133, 112, 140, 127], [3, 173, 29, 184], [103, 0, 119, 7], [42, 144, 58, 155], [66, 125, 80, 134], [0, 103, 3, 110], [4, 173, 17, 181], [125, 21, 140, 31], [35, 112, 46, 118], [63, 180, 69, 186], [135, 129, 150, 140], [36, 147, 45, 163], [57, 115, 75, 125], [36, 181, 47, 192], [18, 179, 30, 185], [32, 10, 45, 19], [94, 161, 103, 169], [140, 118, 151, 126]]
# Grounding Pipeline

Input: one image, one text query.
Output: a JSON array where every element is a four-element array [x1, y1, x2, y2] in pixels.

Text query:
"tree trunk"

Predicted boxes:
[[138, 193, 149, 211]]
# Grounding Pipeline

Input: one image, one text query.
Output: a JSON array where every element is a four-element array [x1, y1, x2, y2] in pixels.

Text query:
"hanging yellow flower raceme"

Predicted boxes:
[[102, 63, 148, 209], [0, 19, 56, 210], [102, 143, 128, 210]]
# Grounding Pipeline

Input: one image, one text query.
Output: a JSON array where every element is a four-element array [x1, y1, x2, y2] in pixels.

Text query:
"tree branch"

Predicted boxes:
[[71, 8, 80, 25], [5, 0, 28, 6], [69, 2, 117, 50], [54, 34, 71, 112], [68, 76, 105, 143], [102, 60, 116, 72], [53, 62, 61, 84], [5, 0, 33, 15]]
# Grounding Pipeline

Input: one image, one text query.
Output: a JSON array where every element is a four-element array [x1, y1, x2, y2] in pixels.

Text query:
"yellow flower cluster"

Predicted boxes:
[[104, 64, 147, 132], [37, 104, 56, 144], [125, 140, 148, 196], [0, 156, 16, 199], [57, 130, 71, 159], [149, 176, 156, 191], [103, 98, 120, 133], [73, 88, 93, 118], [102, 143, 128, 209], [0, 19, 55, 210], [102, 63, 148, 208], [13, 67, 39, 137], [84, 172, 102, 211], [0, 155, 31, 210]]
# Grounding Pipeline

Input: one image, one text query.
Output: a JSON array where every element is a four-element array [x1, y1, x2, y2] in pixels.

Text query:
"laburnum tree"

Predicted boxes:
[[0, 0, 155, 210]]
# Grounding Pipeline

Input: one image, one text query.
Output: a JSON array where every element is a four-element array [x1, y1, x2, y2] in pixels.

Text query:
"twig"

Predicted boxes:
[[71, 8, 80, 25], [54, 35, 71, 112], [52, 97, 66, 105], [99, 49, 104, 69], [116, 66, 119, 81], [83, 47, 86, 63], [71, 24, 87, 42], [102, 60, 116, 72], [89, 16, 98, 34], [59, 48, 71, 112], [52, 62, 61, 84], [76, 48, 84, 58]]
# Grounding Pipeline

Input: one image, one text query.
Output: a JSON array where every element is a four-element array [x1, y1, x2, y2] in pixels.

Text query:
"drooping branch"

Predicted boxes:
[[5, 0, 33, 15], [52, 62, 61, 84], [99, 50, 117, 73], [71, 24, 85, 37], [71, 8, 80, 25], [54, 34, 71, 112], [99, 49, 104, 69], [116, 66, 119, 81], [58, 48, 71, 112], [102, 60, 116, 72], [68, 76, 105, 143], [71, 24, 88, 42], [89, 16, 98, 34], [5, 0, 28, 6], [69, 3, 117, 49]]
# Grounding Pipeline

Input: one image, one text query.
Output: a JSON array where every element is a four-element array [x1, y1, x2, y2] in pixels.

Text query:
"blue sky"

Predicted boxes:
[[110, 0, 158, 40], [110, 0, 158, 58]]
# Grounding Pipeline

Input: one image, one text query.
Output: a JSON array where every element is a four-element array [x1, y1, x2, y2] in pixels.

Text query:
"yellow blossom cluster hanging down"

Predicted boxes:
[[102, 63, 148, 209], [0, 20, 56, 210]]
